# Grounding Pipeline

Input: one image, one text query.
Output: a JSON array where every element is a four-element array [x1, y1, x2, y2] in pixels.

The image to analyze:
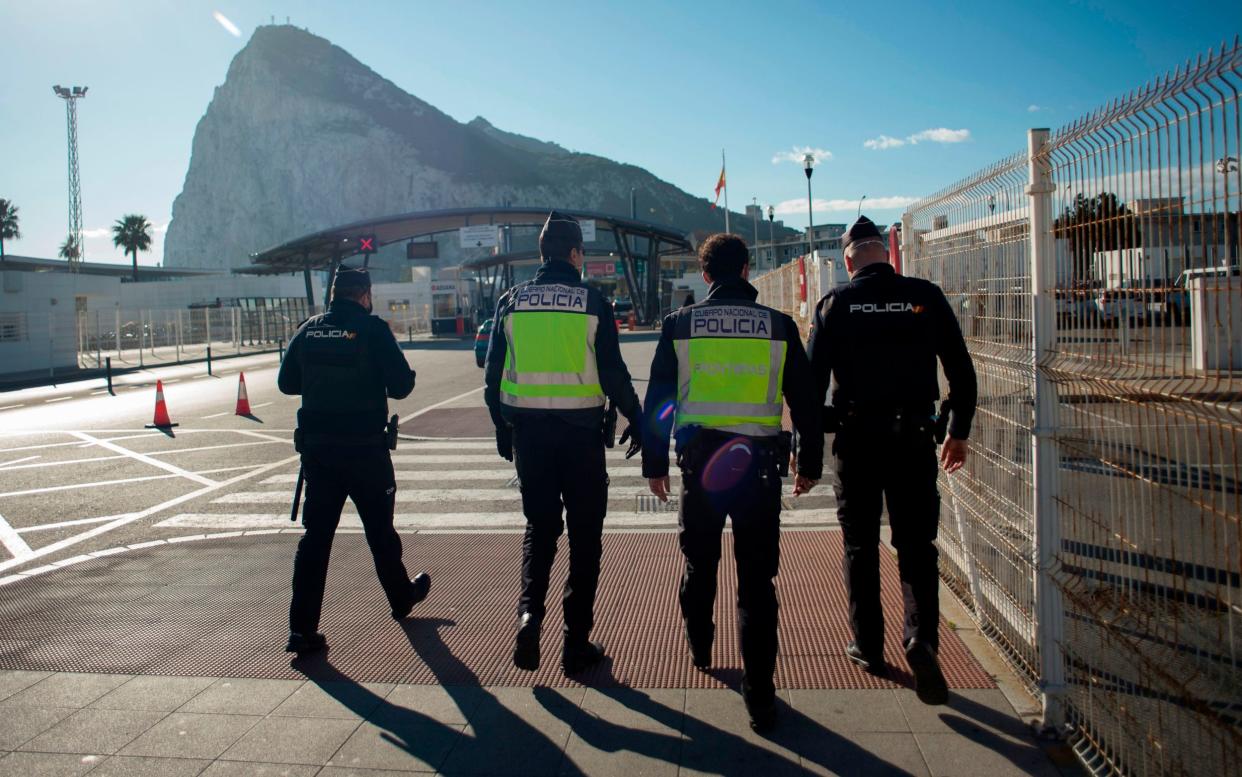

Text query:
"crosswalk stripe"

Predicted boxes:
[[259, 466, 646, 484], [154, 509, 838, 531], [214, 484, 827, 504], [390, 452, 639, 465]]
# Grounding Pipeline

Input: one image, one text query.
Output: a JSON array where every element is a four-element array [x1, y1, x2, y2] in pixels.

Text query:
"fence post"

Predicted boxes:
[[138, 310, 144, 368], [1026, 127, 1067, 732], [106, 356, 113, 395]]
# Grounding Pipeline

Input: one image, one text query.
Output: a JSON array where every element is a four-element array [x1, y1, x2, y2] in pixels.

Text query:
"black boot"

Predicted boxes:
[[846, 640, 888, 676], [905, 640, 948, 705], [684, 620, 714, 669], [513, 613, 542, 671], [561, 640, 606, 676], [391, 573, 432, 620], [744, 694, 778, 733], [285, 631, 327, 656]]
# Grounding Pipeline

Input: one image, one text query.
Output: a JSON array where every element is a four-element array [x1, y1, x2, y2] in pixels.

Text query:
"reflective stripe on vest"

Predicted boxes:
[[500, 284, 604, 410], [674, 305, 786, 437]]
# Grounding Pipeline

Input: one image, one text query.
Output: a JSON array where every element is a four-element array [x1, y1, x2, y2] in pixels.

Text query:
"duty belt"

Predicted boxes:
[[294, 430, 387, 451]]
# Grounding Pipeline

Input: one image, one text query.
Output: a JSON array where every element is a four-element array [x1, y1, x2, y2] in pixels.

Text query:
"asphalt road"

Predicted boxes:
[[0, 336, 839, 580]]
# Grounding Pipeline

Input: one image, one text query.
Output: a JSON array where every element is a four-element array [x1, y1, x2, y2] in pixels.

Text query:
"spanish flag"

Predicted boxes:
[[711, 164, 726, 209]]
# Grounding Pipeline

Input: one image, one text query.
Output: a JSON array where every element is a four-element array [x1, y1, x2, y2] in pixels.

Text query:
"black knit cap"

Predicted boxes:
[[332, 265, 371, 292], [539, 210, 583, 251], [842, 215, 884, 252]]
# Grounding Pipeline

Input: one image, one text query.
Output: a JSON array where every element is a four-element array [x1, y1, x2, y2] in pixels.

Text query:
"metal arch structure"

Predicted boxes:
[[53, 85, 88, 270], [247, 207, 694, 324]]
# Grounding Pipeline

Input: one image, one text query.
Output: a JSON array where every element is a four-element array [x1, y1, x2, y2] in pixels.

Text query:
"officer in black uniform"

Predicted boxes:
[[278, 266, 431, 655], [807, 216, 977, 705], [642, 233, 823, 732], [484, 212, 643, 676]]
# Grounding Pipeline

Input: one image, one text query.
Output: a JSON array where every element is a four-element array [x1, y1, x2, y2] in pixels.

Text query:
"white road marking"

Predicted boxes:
[[163, 379, 181, 384], [193, 374, 213, 380], [154, 508, 838, 531], [215, 484, 818, 504], [398, 386, 485, 424], [17, 514, 132, 533], [0, 511, 33, 560], [0, 404, 25, 411], [43, 396, 74, 404], [195, 465, 267, 475], [0, 454, 124, 472], [0, 438, 92, 453], [395, 441, 494, 450], [91, 390, 110, 396], [0, 452, 301, 574], [234, 429, 292, 444], [70, 431, 217, 487], [250, 402, 273, 409], [147, 439, 284, 456], [200, 412, 229, 419], [262, 469, 517, 484], [0, 456, 42, 469], [0, 473, 182, 498]]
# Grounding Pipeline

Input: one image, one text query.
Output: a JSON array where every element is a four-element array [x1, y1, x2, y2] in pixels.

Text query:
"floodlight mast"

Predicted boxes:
[[53, 84, 88, 269]]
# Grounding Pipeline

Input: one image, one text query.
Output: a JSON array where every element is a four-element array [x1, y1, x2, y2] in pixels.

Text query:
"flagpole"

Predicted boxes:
[[722, 149, 730, 233]]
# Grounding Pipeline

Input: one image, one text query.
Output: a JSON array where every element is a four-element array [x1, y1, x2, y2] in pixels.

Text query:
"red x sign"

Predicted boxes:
[[358, 236, 376, 252]]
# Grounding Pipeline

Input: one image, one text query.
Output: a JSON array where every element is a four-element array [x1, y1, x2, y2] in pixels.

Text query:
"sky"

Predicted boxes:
[[0, 0, 1236, 265]]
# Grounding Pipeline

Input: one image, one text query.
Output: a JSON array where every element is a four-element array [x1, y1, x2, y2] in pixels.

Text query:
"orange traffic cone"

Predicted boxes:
[[235, 372, 251, 416], [145, 380, 178, 428]]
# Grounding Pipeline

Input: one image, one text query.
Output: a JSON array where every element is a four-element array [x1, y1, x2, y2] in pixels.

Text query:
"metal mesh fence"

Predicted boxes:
[[899, 39, 1241, 777], [72, 302, 430, 372]]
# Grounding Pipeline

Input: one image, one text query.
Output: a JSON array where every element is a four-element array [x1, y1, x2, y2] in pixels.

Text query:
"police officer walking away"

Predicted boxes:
[[642, 233, 822, 732], [807, 216, 977, 705], [278, 266, 431, 655], [484, 211, 643, 676]]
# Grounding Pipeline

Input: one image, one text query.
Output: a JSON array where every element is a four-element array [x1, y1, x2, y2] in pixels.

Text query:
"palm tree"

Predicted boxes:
[[112, 214, 153, 281], [58, 235, 80, 263], [0, 199, 19, 262]]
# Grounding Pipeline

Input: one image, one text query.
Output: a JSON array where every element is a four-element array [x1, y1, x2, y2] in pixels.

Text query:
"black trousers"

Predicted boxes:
[[831, 421, 941, 654], [289, 445, 412, 634], [512, 418, 608, 644], [678, 435, 782, 704]]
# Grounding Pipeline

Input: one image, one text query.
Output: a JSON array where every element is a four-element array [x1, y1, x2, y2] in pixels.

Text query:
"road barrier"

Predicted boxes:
[[756, 38, 1241, 777]]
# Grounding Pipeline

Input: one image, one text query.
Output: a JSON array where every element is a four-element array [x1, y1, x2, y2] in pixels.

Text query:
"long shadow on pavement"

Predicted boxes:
[[535, 657, 913, 776], [294, 617, 585, 776]]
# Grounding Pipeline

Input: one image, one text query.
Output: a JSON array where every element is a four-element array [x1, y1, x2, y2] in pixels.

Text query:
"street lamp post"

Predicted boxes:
[[53, 84, 88, 270], [751, 196, 760, 265], [767, 205, 775, 270], [803, 153, 815, 260], [857, 194, 867, 219]]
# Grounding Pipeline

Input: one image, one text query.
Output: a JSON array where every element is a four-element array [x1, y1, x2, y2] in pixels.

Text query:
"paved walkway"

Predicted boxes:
[[0, 532, 1079, 776]]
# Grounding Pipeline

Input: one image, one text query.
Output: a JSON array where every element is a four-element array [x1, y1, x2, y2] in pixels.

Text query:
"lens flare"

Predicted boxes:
[[213, 10, 241, 37], [700, 437, 753, 493]]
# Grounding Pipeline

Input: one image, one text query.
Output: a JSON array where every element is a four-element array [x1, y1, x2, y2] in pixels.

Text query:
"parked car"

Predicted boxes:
[[1165, 265, 1239, 325], [611, 298, 634, 327], [474, 318, 493, 367], [1095, 280, 1156, 326], [1055, 283, 1100, 325]]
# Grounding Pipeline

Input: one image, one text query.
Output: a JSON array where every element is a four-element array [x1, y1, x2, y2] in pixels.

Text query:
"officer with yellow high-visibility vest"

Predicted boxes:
[[484, 211, 643, 676], [642, 233, 822, 732]]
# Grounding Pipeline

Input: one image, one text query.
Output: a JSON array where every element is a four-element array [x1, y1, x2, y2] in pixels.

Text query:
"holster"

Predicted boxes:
[[386, 414, 400, 451], [933, 400, 952, 444], [602, 401, 618, 449], [776, 431, 792, 477]]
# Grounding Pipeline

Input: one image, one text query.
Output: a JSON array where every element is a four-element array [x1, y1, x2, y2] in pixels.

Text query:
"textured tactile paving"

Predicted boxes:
[[0, 532, 994, 690]]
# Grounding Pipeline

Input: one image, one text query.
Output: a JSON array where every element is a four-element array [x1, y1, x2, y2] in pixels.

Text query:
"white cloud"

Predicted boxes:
[[213, 10, 241, 37], [863, 135, 906, 150], [908, 127, 970, 144], [1028, 104, 1042, 113], [773, 196, 917, 215], [864, 127, 972, 150], [771, 146, 833, 166], [81, 227, 112, 239]]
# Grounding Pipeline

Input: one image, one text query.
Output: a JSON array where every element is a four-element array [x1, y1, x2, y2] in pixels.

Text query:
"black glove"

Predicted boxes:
[[619, 422, 642, 459], [496, 427, 513, 462]]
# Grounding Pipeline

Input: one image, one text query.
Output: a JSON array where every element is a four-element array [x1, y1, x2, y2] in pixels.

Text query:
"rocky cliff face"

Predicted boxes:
[[165, 25, 767, 272]]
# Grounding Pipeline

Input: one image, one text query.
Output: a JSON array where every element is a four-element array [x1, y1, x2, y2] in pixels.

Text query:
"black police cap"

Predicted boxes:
[[539, 210, 583, 247], [332, 265, 371, 292], [842, 215, 884, 252]]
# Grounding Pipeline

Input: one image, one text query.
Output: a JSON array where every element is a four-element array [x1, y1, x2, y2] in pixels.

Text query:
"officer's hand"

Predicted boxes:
[[793, 475, 818, 495], [648, 476, 670, 502], [619, 423, 642, 459], [941, 437, 969, 473], [496, 428, 513, 462]]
